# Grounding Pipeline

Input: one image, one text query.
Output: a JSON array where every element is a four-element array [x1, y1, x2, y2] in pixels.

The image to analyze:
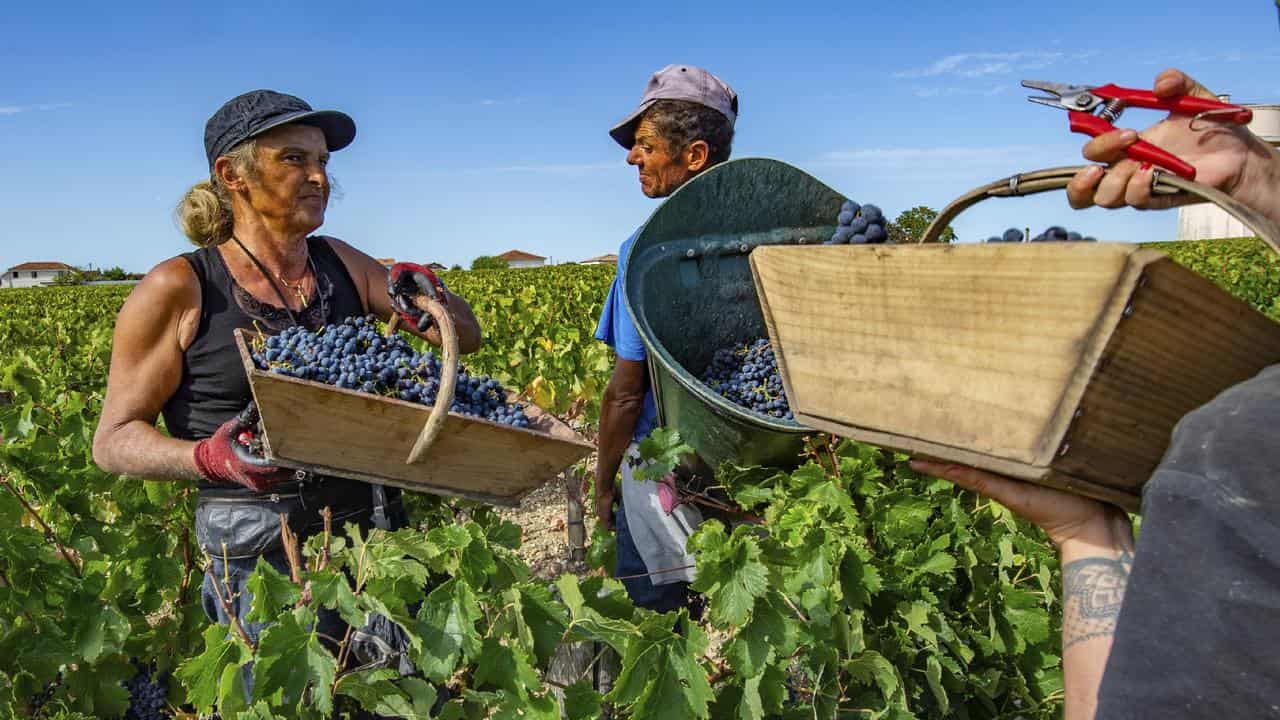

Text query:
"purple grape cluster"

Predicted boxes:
[[251, 315, 531, 428], [124, 665, 168, 720], [826, 199, 889, 245], [700, 338, 794, 421], [986, 227, 1097, 243]]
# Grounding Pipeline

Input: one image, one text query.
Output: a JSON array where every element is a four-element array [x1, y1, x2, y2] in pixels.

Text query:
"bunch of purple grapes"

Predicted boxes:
[[700, 338, 794, 421], [252, 315, 531, 428], [826, 199, 889, 245], [124, 665, 168, 720], [986, 227, 1097, 243]]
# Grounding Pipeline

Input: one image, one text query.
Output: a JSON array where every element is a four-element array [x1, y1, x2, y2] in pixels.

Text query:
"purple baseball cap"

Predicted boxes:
[[609, 64, 738, 149], [204, 89, 356, 168]]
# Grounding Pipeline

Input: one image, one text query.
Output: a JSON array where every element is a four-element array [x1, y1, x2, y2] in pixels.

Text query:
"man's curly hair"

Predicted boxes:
[[641, 99, 734, 167]]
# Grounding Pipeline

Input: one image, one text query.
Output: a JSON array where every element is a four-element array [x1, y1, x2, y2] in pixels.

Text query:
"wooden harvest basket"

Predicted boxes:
[[751, 166, 1280, 511], [233, 324, 592, 507]]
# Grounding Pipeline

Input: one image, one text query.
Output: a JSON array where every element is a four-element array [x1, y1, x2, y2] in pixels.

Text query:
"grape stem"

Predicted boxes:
[[0, 473, 82, 577], [212, 543, 257, 651], [277, 513, 304, 586]]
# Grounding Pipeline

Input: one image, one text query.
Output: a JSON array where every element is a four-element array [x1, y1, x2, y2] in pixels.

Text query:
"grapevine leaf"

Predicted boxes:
[[900, 600, 938, 647], [306, 569, 366, 629], [563, 679, 602, 720], [251, 607, 337, 715], [337, 668, 426, 718], [244, 557, 301, 624], [633, 427, 694, 483], [689, 523, 768, 627], [877, 493, 933, 547], [725, 593, 793, 677], [1002, 586, 1051, 645], [555, 574, 637, 652], [925, 653, 950, 714], [473, 636, 540, 695], [838, 549, 881, 611], [70, 600, 130, 664], [738, 672, 765, 720], [916, 551, 957, 577], [608, 612, 712, 719], [415, 578, 483, 683], [516, 582, 570, 666], [585, 524, 616, 573], [843, 650, 901, 706], [217, 662, 250, 716], [62, 655, 131, 717], [177, 625, 249, 712]]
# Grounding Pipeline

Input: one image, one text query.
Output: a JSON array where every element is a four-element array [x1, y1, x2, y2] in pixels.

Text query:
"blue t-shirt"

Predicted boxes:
[[594, 231, 659, 443]]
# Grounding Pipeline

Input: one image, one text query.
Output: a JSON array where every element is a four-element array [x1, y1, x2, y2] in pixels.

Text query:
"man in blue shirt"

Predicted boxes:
[[593, 64, 738, 610]]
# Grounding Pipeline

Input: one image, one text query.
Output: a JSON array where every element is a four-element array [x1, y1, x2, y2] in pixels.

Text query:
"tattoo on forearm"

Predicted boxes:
[[1062, 551, 1132, 650]]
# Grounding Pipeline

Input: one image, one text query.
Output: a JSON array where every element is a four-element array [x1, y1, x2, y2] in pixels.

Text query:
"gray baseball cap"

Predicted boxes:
[[609, 64, 738, 149]]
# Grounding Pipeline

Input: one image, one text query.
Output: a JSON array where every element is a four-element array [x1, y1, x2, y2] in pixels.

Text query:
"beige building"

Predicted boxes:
[[3, 262, 76, 289]]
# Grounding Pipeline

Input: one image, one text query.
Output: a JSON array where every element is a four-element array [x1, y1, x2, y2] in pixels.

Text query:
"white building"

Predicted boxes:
[[1178, 102, 1279, 240], [2, 262, 76, 289], [579, 253, 618, 266], [497, 250, 547, 269]]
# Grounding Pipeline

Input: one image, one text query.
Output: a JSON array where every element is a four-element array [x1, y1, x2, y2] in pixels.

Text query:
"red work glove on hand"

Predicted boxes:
[[387, 262, 448, 332], [193, 403, 295, 492]]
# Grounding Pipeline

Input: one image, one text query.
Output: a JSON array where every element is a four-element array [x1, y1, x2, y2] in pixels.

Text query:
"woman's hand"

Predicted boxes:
[[908, 460, 1129, 551]]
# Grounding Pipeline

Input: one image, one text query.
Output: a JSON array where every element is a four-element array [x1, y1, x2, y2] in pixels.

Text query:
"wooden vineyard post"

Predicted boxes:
[[564, 466, 586, 565]]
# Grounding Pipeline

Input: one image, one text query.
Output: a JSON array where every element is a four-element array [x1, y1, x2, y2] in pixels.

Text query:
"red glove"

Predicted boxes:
[[193, 403, 295, 492], [388, 262, 448, 332]]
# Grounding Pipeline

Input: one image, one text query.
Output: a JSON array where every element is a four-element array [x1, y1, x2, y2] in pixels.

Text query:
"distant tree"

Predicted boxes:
[[471, 256, 509, 271], [450, 264, 463, 271], [888, 206, 957, 244], [50, 269, 86, 286]]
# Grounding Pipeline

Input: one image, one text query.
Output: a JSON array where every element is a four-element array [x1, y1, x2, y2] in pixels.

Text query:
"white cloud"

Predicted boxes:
[[0, 102, 72, 115], [897, 51, 1096, 79]]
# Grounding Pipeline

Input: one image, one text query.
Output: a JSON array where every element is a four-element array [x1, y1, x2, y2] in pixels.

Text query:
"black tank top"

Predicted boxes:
[[162, 236, 365, 441]]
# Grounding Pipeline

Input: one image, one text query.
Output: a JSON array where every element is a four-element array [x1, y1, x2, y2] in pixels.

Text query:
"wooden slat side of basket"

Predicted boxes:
[[753, 243, 1280, 512], [1053, 256, 1280, 490], [751, 243, 1142, 464], [233, 330, 593, 506]]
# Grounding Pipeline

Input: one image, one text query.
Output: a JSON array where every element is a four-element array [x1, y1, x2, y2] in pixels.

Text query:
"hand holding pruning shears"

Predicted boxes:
[[1026, 69, 1273, 211]]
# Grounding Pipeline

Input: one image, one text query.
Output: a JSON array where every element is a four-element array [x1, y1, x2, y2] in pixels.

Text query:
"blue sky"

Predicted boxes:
[[2, 1, 1278, 274]]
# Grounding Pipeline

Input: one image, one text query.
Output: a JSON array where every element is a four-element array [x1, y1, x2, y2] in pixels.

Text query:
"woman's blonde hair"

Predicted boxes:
[[175, 140, 259, 247]]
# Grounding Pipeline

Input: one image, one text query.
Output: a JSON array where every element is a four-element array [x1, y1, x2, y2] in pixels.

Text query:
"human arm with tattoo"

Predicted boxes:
[[910, 461, 1133, 720]]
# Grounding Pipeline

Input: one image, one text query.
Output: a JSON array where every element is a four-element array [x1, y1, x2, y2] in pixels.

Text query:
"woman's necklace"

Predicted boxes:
[[275, 264, 312, 308], [231, 236, 310, 326]]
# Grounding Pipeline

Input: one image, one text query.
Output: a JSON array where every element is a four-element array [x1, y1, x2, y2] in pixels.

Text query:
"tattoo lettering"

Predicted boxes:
[[1061, 551, 1132, 650]]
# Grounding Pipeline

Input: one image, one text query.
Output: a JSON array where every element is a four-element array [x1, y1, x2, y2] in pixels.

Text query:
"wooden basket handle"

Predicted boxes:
[[384, 297, 460, 465], [918, 165, 1280, 256]]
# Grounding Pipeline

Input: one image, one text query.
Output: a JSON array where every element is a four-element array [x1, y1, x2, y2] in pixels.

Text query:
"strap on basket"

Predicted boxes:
[[384, 297, 460, 465], [918, 165, 1280, 256]]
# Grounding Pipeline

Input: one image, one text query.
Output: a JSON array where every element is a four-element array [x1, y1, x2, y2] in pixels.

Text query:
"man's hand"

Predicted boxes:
[[592, 475, 616, 531], [1066, 68, 1273, 213], [908, 460, 1129, 550], [388, 262, 448, 332], [193, 404, 295, 492]]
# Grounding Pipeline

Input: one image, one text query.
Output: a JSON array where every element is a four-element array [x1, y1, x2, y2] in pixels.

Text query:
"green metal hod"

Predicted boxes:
[[623, 157, 845, 470]]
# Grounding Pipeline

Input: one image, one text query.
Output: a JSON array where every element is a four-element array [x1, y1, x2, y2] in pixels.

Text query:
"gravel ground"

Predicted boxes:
[[498, 474, 596, 580]]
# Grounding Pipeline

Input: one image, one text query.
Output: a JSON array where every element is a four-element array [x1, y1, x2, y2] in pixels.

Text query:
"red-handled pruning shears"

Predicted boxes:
[[1022, 80, 1253, 180]]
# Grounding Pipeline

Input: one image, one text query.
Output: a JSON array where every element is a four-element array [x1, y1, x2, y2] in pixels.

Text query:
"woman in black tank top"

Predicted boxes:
[[91, 90, 482, 676]]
